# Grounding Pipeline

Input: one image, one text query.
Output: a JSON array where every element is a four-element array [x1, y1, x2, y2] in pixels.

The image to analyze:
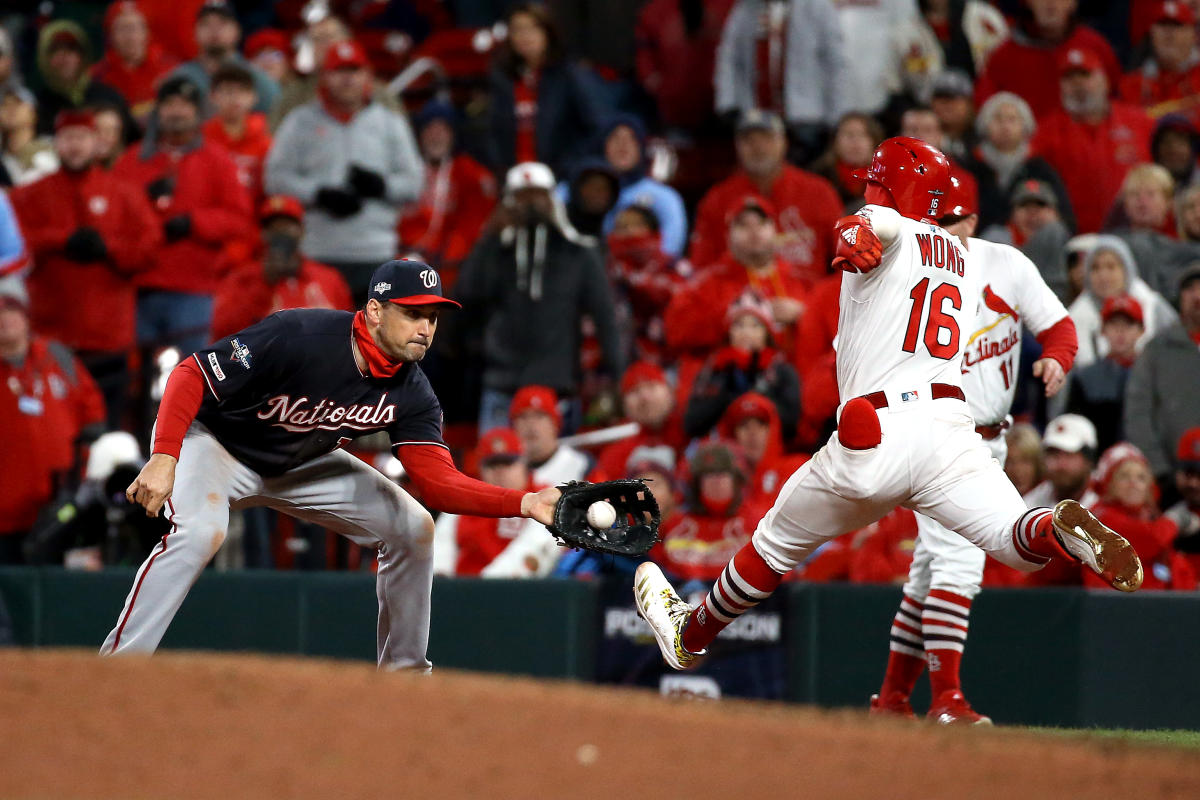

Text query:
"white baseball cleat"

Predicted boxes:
[[633, 562, 705, 670], [1051, 500, 1143, 592]]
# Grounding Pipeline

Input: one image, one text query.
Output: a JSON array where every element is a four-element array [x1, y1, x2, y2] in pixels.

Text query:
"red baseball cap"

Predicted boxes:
[[474, 427, 524, 465], [725, 195, 776, 226], [245, 28, 291, 60], [620, 361, 667, 395], [1178, 427, 1200, 468], [1058, 47, 1104, 76], [324, 40, 369, 71], [1101, 294, 1144, 325], [259, 195, 304, 224], [509, 385, 561, 428], [1154, 0, 1196, 26], [54, 110, 95, 132]]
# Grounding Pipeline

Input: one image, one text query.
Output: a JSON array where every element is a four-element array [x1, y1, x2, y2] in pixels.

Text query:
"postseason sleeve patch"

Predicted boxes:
[[208, 351, 226, 381], [231, 338, 252, 370]]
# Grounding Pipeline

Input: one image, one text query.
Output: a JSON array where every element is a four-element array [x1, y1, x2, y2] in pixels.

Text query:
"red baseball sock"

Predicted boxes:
[[879, 594, 926, 698], [1010, 508, 1061, 564], [682, 541, 784, 654], [922, 589, 972, 698]]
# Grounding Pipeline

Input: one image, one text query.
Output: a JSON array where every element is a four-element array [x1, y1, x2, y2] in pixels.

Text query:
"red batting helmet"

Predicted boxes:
[[939, 174, 975, 221], [853, 136, 952, 222]]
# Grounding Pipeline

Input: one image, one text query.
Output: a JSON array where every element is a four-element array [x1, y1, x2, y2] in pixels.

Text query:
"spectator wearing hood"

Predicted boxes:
[[595, 361, 685, 481], [210, 195, 352, 339], [595, 114, 688, 257], [669, 195, 810, 361], [974, 0, 1121, 119], [91, 1, 179, 128], [718, 391, 808, 507], [1125, 264, 1200, 487], [559, 158, 620, 241], [0, 280, 106, 563], [1061, 295, 1143, 453], [485, 2, 605, 177], [1087, 442, 1192, 591], [0, 85, 58, 187], [1152, 114, 1200, 193], [1067, 235, 1178, 369], [683, 291, 801, 442], [170, 0, 280, 115], [114, 75, 253, 354], [1032, 46, 1154, 234], [605, 204, 692, 364], [34, 21, 135, 138], [12, 110, 161, 427], [202, 63, 272, 204], [653, 442, 771, 585], [266, 40, 424, 303], [397, 100, 497, 278], [1118, 1, 1200, 124], [635, 0, 736, 131], [454, 162, 622, 431], [689, 109, 841, 285]]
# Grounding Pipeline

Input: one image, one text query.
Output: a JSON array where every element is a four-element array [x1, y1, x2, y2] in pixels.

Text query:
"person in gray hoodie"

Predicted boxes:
[[265, 40, 423, 302]]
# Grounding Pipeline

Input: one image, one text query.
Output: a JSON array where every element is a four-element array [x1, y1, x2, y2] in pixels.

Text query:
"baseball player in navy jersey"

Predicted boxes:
[[870, 177, 1077, 725], [635, 137, 1143, 676], [105, 259, 562, 670]]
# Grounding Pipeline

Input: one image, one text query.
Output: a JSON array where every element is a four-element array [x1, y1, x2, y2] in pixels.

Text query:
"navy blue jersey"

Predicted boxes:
[[191, 309, 445, 476]]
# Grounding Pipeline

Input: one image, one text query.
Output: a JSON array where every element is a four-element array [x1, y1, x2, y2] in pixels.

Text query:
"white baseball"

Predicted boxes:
[[867, 206, 902, 245], [586, 501, 617, 530]]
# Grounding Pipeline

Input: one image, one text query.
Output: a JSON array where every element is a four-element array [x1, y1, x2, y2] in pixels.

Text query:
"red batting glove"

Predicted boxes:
[[832, 215, 883, 274]]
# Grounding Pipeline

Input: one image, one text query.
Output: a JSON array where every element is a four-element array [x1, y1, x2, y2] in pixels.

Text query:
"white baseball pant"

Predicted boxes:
[[100, 422, 436, 670]]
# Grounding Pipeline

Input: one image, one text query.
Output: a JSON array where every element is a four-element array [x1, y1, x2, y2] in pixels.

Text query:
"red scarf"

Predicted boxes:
[[834, 160, 866, 198], [352, 310, 405, 379]]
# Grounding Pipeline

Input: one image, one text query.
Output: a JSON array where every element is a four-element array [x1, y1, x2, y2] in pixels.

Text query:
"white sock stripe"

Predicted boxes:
[[704, 596, 736, 624], [889, 641, 926, 660], [714, 579, 752, 612], [922, 624, 968, 639], [895, 607, 922, 627], [922, 610, 970, 628], [890, 625, 924, 646], [726, 561, 772, 599], [899, 598, 924, 616], [924, 641, 965, 653], [923, 596, 971, 617]]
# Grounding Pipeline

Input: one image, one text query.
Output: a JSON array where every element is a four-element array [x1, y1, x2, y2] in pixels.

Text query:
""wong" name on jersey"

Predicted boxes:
[[915, 232, 966, 277]]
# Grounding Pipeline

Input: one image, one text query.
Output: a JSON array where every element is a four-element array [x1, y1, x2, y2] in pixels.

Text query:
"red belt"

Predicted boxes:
[[975, 419, 1011, 440], [859, 383, 965, 409]]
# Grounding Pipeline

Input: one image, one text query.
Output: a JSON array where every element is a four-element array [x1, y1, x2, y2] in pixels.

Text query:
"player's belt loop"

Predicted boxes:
[[975, 418, 1012, 440], [859, 383, 965, 410]]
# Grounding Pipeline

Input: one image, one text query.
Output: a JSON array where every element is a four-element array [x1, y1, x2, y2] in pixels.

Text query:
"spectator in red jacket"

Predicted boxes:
[[0, 281, 106, 562], [202, 63, 272, 204], [689, 109, 841, 285], [634, 0, 736, 130], [654, 442, 771, 584], [12, 110, 161, 428], [114, 75, 252, 355], [718, 391, 808, 507], [595, 361, 685, 481], [397, 100, 497, 279], [90, 1, 178, 129], [606, 204, 693, 364], [668, 195, 810, 359], [1032, 47, 1155, 233], [792, 270, 840, 379], [1088, 442, 1194, 590], [211, 195, 353, 339], [975, 0, 1121, 119], [1119, 1, 1200, 124]]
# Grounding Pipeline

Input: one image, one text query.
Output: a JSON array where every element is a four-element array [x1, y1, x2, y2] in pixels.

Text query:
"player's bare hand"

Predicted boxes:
[[521, 486, 561, 526], [126, 453, 178, 517], [1033, 357, 1066, 397], [770, 297, 805, 325]]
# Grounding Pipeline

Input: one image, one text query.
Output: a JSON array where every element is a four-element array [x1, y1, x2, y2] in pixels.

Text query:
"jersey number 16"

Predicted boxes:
[[902, 278, 962, 360]]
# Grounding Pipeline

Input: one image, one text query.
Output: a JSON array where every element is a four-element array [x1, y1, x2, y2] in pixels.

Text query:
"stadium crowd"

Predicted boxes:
[[2, 0, 1200, 590]]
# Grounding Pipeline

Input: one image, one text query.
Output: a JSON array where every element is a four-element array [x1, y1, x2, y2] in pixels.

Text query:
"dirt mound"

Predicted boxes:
[[1, 651, 1198, 799]]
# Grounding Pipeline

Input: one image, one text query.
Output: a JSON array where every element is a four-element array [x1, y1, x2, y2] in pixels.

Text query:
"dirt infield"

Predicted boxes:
[[2, 651, 1198, 799]]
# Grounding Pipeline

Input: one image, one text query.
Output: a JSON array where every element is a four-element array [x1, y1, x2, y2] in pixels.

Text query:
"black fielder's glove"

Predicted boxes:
[[546, 479, 661, 557]]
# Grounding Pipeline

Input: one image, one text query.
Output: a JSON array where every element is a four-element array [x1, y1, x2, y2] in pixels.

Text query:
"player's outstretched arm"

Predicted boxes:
[[831, 214, 884, 274], [126, 453, 177, 518], [520, 486, 562, 526]]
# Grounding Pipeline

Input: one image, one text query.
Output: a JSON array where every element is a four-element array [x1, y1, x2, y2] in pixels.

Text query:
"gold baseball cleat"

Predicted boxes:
[[1052, 500, 1143, 592], [633, 562, 704, 670]]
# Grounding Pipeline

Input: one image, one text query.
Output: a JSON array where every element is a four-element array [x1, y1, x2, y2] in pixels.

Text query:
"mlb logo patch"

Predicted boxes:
[[900, 390, 919, 403], [230, 338, 252, 370]]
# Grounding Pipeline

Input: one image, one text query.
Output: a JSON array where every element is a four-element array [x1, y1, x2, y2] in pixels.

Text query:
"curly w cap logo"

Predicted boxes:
[[420, 269, 438, 289]]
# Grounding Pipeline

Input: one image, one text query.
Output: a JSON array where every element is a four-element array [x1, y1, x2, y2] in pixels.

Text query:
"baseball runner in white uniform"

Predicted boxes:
[[870, 177, 1077, 724], [634, 138, 1142, 677]]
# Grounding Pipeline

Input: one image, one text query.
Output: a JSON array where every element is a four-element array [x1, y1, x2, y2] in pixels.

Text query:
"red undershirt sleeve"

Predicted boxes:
[[1035, 316, 1078, 373], [396, 444, 527, 517], [152, 357, 207, 459]]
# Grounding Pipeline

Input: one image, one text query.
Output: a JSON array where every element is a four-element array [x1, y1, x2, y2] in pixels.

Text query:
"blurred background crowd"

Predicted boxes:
[[2, 0, 1200, 593]]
